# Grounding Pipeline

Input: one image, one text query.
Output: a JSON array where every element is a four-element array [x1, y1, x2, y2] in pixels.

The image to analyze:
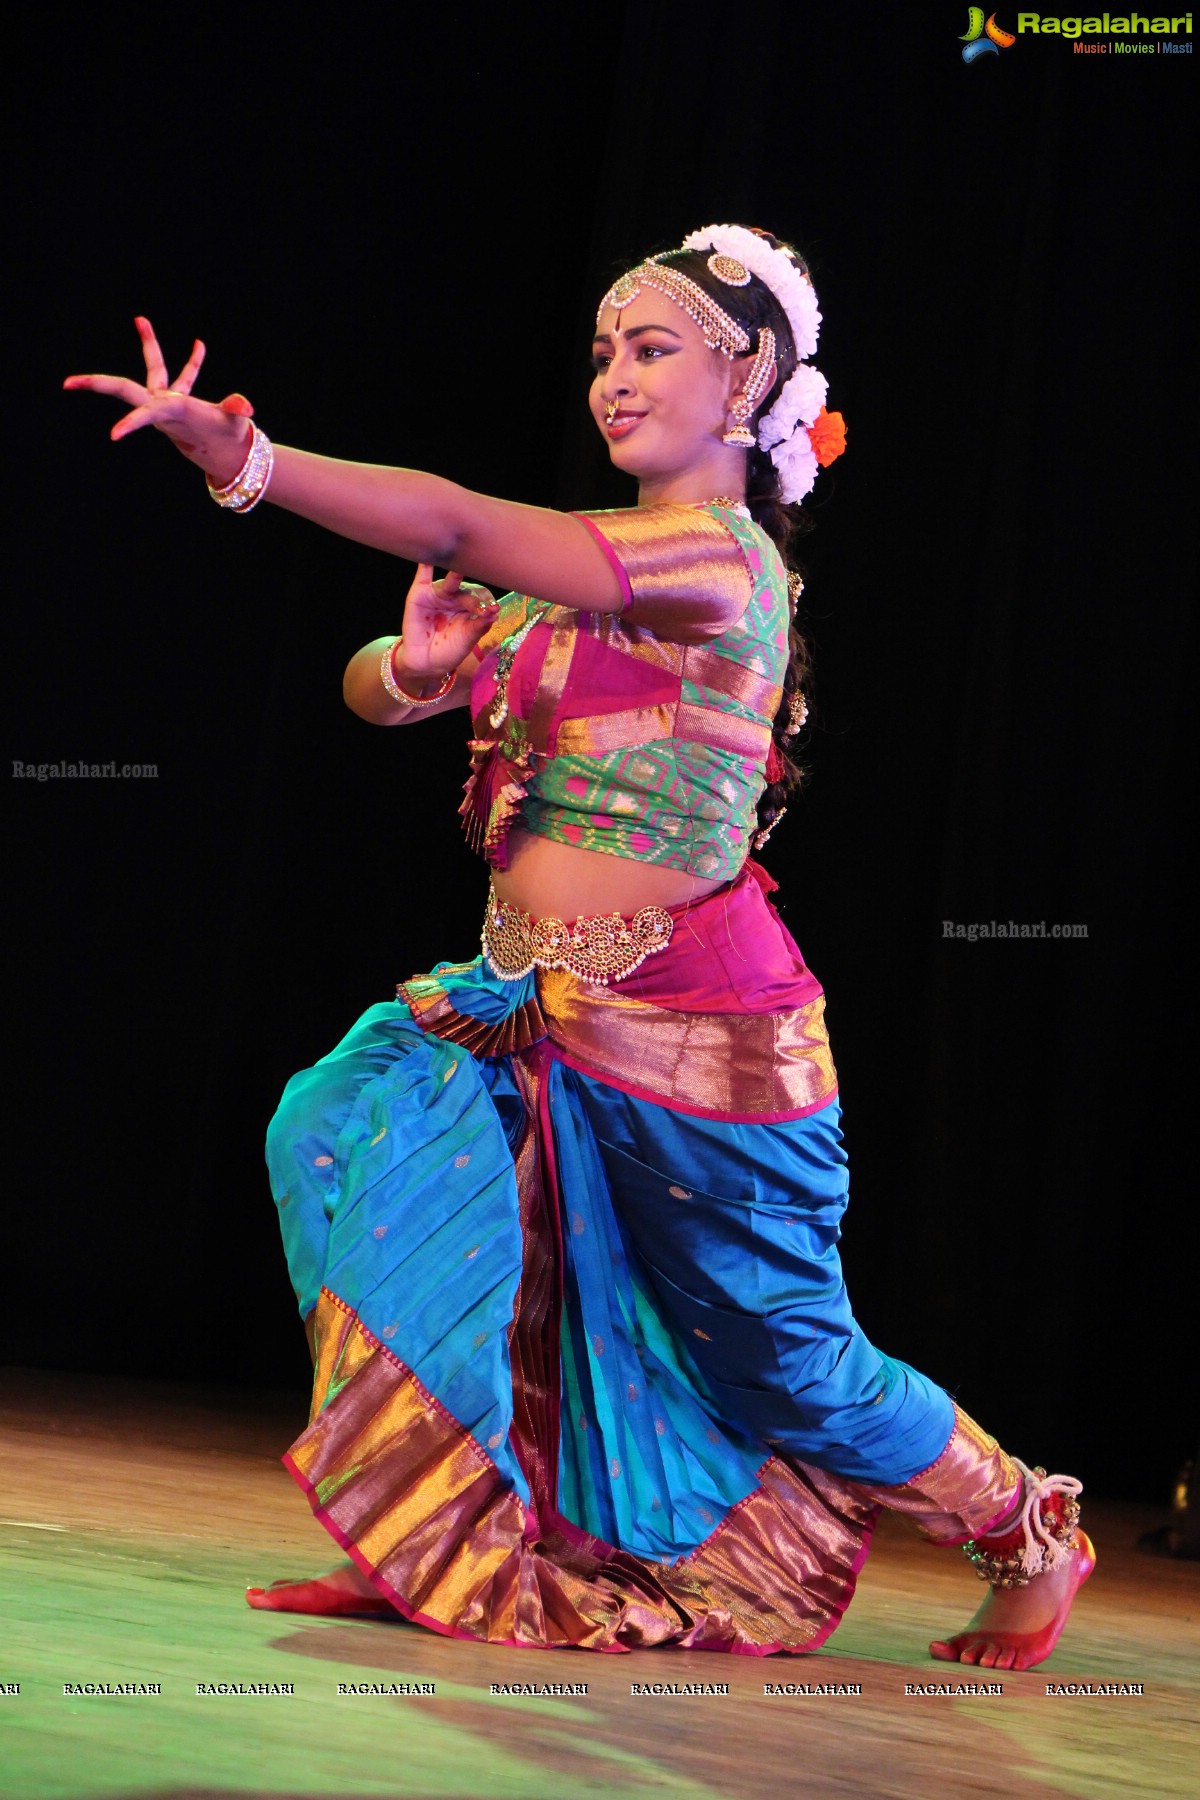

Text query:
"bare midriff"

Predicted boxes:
[[490, 827, 726, 922]]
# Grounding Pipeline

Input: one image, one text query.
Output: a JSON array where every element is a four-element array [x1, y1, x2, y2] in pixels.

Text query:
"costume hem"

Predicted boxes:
[[283, 1291, 877, 1655]]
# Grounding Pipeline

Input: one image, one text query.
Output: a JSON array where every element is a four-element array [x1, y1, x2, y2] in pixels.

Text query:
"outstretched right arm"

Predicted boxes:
[[65, 320, 624, 614]]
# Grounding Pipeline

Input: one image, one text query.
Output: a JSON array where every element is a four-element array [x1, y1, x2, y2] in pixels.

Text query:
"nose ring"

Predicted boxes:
[[604, 401, 617, 425]]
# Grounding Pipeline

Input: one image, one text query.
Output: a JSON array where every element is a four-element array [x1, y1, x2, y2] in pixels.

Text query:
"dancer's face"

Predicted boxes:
[[589, 289, 740, 485]]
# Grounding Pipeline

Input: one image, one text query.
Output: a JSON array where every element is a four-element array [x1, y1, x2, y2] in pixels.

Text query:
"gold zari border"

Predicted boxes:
[[859, 1405, 1021, 1543], [574, 505, 752, 643], [553, 701, 771, 761], [538, 967, 837, 1116], [290, 1291, 874, 1651]]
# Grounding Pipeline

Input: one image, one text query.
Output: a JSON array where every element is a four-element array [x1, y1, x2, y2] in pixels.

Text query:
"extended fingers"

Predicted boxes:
[[135, 316, 170, 389], [405, 568, 499, 625], [440, 573, 499, 614], [110, 401, 164, 441], [170, 337, 207, 395], [63, 371, 194, 442], [63, 373, 151, 406]]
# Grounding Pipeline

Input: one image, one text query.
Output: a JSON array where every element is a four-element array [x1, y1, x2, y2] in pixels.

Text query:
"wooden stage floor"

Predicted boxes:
[[1, 1368, 1195, 1800]]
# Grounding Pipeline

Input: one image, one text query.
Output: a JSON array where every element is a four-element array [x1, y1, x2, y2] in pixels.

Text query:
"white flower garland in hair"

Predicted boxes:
[[769, 432, 820, 504], [756, 364, 828, 451], [682, 223, 822, 360], [681, 222, 835, 503]]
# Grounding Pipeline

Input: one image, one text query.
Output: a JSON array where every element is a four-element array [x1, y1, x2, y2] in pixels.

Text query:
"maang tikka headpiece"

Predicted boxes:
[[597, 258, 751, 358]]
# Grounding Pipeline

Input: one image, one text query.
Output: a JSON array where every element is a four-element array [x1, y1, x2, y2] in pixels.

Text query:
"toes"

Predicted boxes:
[[995, 1647, 1018, 1671], [959, 1642, 983, 1665], [929, 1638, 958, 1661]]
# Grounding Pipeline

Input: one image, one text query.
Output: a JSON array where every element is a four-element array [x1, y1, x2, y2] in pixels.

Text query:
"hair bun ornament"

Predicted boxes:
[[682, 224, 821, 358], [681, 222, 846, 504], [708, 252, 752, 287]]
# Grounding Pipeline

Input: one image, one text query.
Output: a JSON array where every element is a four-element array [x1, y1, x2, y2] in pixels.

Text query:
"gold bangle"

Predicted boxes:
[[379, 639, 456, 707], [206, 423, 274, 513]]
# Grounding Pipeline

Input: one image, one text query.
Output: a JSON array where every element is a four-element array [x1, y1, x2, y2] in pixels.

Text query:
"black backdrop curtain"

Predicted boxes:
[[7, 5, 1194, 1501]]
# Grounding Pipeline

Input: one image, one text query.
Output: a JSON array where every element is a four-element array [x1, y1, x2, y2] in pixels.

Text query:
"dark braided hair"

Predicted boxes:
[[653, 234, 818, 846]]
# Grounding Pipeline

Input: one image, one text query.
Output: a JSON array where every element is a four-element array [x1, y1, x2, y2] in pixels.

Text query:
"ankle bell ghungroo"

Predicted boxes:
[[962, 1460, 1082, 1588]]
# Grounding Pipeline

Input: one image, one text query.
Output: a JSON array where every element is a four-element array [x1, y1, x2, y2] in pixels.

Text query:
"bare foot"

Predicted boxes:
[[246, 1560, 397, 1617], [929, 1531, 1095, 1670]]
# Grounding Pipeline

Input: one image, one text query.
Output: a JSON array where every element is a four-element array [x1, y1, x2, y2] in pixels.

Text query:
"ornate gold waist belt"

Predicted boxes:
[[482, 887, 674, 986]]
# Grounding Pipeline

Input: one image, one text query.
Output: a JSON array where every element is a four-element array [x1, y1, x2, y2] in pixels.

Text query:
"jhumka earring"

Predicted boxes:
[[723, 325, 776, 448]]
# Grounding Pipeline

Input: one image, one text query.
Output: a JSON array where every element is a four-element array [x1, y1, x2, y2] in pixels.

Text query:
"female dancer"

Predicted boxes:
[[66, 224, 1093, 1668]]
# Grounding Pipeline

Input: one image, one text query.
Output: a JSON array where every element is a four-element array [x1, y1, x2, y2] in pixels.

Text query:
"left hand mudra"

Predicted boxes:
[[399, 565, 501, 676]]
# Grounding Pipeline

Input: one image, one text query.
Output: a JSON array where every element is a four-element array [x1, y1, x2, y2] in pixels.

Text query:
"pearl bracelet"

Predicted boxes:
[[380, 639, 456, 707], [206, 424, 274, 513]]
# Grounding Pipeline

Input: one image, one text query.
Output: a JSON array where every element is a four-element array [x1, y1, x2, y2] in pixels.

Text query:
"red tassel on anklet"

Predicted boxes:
[[964, 1465, 1082, 1588]]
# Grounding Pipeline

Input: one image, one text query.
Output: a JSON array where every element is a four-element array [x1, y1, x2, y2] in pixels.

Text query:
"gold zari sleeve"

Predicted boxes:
[[573, 504, 753, 643]]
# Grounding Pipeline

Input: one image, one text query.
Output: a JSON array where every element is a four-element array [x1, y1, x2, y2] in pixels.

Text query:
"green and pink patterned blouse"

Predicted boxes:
[[461, 501, 789, 881]]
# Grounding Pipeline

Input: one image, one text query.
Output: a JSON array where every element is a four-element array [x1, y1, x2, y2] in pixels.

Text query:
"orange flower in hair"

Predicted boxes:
[[809, 408, 847, 468]]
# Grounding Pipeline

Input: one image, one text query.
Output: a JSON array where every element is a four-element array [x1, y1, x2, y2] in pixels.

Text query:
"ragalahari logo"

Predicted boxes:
[[960, 8, 1017, 58]]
